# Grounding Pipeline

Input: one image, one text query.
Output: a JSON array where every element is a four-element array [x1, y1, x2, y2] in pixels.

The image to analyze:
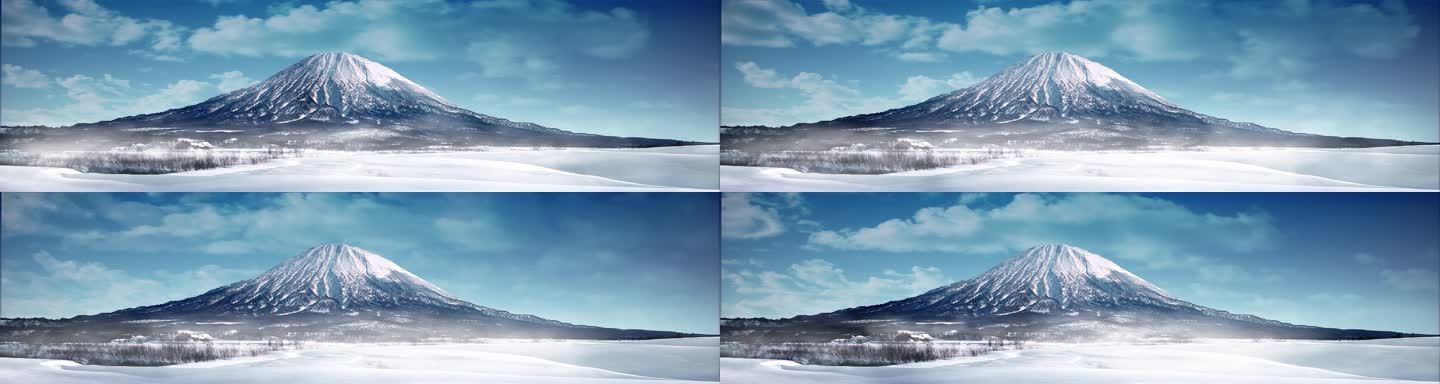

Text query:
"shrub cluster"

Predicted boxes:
[[720, 148, 1019, 174], [720, 342, 1005, 366], [0, 342, 295, 366], [0, 150, 298, 174]]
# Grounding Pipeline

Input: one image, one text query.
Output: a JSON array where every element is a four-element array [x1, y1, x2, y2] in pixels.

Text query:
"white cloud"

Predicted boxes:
[[895, 51, 945, 62], [0, 251, 254, 318], [1, 63, 49, 88], [722, 193, 786, 239], [723, 258, 946, 318], [725, 61, 878, 125], [722, 0, 937, 49], [464, 38, 556, 79], [1, 194, 71, 236], [208, 70, 254, 93], [944, 71, 981, 88], [1381, 268, 1439, 292], [722, 0, 1420, 85], [729, 61, 984, 126], [897, 75, 944, 102], [0, 0, 183, 59], [204, 240, 253, 255], [0, 70, 260, 126], [822, 0, 853, 12], [727, 61, 973, 126], [807, 193, 1272, 280], [185, 0, 648, 83], [134, 79, 212, 111], [51, 194, 448, 258], [433, 217, 507, 251]]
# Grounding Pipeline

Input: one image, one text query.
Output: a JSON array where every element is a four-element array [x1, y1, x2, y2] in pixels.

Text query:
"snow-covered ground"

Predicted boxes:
[[0, 145, 718, 191], [722, 337, 1440, 383], [723, 145, 1439, 191], [0, 337, 719, 384]]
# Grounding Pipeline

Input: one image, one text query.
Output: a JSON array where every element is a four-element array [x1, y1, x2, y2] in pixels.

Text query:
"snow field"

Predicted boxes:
[[722, 145, 1439, 191], [0, 145, 718, 191], [720, 337, 1440, 383], [0, 337, 719, 384]]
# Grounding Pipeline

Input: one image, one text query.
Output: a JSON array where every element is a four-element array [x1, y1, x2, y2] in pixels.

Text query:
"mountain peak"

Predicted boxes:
[[68, 243, 698, 340], [995, 244, 1166, 292], [308, 51, 363, 58], [280, 243, 434, 284], [998, 51, 1164, 99], [1032, 51, 1079, 58], [273, 51, 446, 99]]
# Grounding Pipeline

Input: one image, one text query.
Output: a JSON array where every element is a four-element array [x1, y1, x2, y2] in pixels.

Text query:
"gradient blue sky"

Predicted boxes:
[[722, 193, 1440, 334], [0, 0, 718, 141], [1, 193, 719, 334], [722, 0, 1440, 142]]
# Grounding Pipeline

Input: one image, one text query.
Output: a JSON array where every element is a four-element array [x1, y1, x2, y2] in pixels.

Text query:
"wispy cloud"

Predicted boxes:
[[723, 0, 1421, 80], [805, 193, 1272, 281], [725, 61, 974, 126], [723, 258, 945, 318], [1, 63, 49, 88]]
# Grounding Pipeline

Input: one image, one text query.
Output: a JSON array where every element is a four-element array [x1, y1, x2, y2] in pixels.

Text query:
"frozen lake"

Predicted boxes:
[[722, 145, 1439, 191], [722, 337, 1440, 383], [0, 145, 718, 192], [0, 337, 719, 384]]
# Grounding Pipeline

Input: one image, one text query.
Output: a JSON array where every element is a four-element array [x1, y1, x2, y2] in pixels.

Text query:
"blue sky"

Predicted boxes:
[[722, 0, 1440, 142], [1, 193, 719, 334], [722, 193, 1440, 334], [0, 0, 718, 142]]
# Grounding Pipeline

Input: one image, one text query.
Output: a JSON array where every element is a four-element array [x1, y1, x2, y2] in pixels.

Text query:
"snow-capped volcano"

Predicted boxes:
[[197, 51, 467, 126], [94, 52, 556, 132], [723, 52, 1425, 150], [840, 245, 1232, 320], [0, 243, 700, 342], [20, 52, 698, 149], [841, 52, 1208, 128], [723, 244, 1423, 342], [106, 243, 561, 325], [829, 244, 1267, 322], [890, 244, 1179, 316]]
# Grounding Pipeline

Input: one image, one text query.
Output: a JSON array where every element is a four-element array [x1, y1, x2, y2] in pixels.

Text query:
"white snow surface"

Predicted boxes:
[[0, 145, 718, 191], [722, 337, 1440, 383], [722, 145, 1438, 191], [0, 337, 719, 384]]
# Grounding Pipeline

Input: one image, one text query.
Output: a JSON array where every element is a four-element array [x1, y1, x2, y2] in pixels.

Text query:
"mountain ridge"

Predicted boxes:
[[1, 243, 699, 342], [2, 52, 703, 150], [722, 244, 1424, 342], [722, 51, 1430, 151]]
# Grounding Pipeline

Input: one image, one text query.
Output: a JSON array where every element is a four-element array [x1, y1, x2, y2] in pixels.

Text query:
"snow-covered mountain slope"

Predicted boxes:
[[856, 244, 1181, 317], [94, 52, 555, 132], [0, 243, 701, 342], [723, 52, 1425, 150], [838, 52, 1280, 133], [722, 244, 1425, 342], [106, 244, 563, 325], [830, 244, 1279, 325], [12, 52, 697, 149]]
